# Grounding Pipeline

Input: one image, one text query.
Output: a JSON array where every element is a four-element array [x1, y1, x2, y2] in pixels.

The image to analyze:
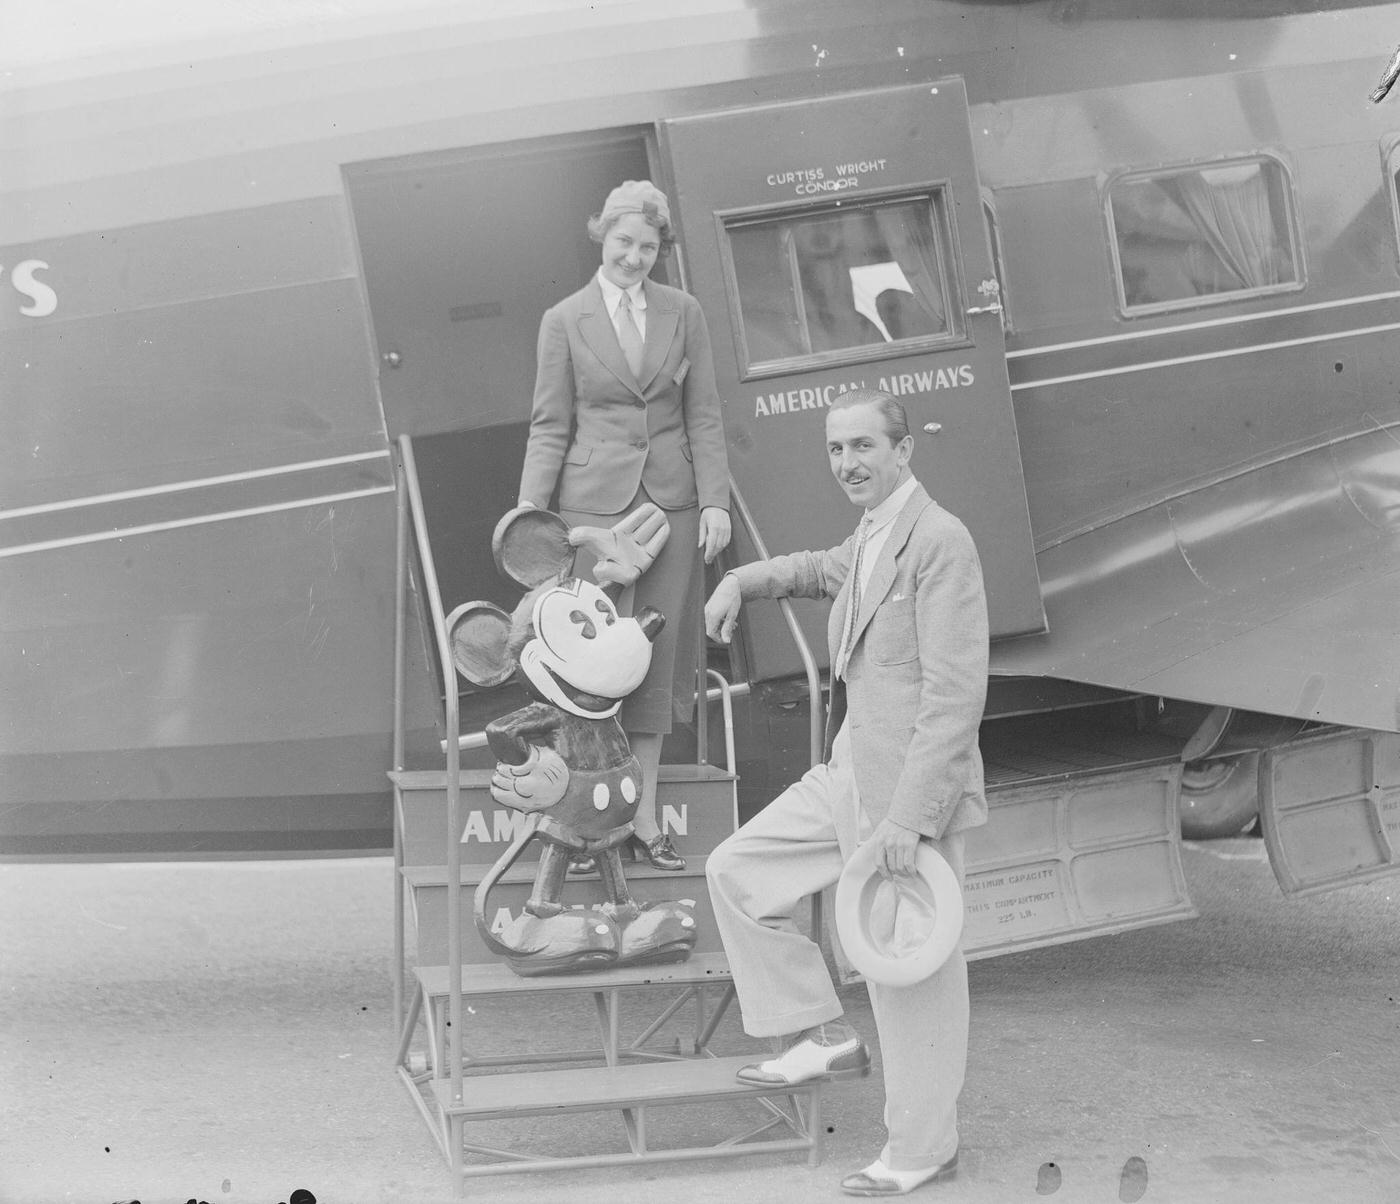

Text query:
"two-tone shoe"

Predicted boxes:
[[840, 1153, 959, 1196], [735, 1024, 871, 1086]]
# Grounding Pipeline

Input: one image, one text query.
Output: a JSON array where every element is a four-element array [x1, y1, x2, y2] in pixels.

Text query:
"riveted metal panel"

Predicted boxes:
[[964, 761, 1194, 958], [1259, 727, 1400, 895]]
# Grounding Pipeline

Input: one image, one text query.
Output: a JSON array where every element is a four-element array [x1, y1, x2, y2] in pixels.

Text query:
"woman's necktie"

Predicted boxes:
[[617, 291, 645, 380]]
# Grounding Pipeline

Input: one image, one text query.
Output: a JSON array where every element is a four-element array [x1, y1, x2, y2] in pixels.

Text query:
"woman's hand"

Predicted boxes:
[[698, 506, 732, 565]]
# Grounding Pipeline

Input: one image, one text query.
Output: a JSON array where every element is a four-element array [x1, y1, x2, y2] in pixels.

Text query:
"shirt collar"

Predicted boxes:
[[596, 269, 646, 314], [863, 474, 919, 531]]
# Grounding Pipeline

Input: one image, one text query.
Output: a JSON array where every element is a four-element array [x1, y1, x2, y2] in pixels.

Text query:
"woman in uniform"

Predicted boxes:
[[517, 180, 731, 870]]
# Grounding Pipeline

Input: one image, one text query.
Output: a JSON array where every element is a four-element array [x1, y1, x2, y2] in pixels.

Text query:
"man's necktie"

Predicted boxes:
[[617, 291, 645, 381], [835, 515, 871, 681]]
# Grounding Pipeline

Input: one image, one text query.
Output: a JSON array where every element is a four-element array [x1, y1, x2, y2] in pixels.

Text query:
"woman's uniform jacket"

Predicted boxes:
[[519, 276, 730, 516], [729, 483, 989, 839]]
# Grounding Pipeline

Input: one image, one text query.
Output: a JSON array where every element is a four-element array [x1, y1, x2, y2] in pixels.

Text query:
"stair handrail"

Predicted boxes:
[[391, 459, 409, 1035], [706, 669, 738, 777], [727, 478, 825, 769], [394, 434, 467, 1105]]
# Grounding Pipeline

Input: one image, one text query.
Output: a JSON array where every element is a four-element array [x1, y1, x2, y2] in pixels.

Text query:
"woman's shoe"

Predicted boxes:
[[629, 833, 685, 871]]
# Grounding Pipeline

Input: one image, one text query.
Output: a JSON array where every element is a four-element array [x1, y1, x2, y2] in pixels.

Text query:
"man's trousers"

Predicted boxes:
[[705, 725, 969, 1172]]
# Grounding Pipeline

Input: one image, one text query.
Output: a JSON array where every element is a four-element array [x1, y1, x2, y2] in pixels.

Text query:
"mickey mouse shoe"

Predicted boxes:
[[500, 909, 620, 977], [617, 900, 699, 967]]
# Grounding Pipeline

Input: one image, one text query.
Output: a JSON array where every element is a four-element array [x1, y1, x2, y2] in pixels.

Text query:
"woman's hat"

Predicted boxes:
[[834, 839, 964, 986], [600, 179, 671, 227]]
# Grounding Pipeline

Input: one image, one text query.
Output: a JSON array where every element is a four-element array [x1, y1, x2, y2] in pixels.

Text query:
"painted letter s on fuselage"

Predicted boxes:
[[8, 259, 58, 317]]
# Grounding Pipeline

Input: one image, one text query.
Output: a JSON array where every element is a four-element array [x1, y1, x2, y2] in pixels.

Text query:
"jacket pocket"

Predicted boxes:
[[866, 597, 918, 666], [564, 444, 593, 466]]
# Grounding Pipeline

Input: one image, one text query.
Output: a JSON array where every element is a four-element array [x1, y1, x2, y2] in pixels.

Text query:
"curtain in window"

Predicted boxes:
[[1163, 166, 1284, 291], [873, 207, 947, 332], [793, 218, 878, 351]]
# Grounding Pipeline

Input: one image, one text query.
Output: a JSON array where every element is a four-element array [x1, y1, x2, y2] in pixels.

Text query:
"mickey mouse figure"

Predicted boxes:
[[448, 503, 699, 977]]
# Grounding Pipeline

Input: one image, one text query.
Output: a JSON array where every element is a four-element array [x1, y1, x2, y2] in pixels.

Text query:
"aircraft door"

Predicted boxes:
[[662, 81, 1044, 681], [344, 134, 652, 614]]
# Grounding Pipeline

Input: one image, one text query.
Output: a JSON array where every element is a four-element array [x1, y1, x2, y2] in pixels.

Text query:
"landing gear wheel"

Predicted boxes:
[[1178, 751, 1260, 840]]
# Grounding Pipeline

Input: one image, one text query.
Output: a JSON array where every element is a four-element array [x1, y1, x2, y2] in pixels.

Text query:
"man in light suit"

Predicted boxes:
[[703, 388, 989, 1197]]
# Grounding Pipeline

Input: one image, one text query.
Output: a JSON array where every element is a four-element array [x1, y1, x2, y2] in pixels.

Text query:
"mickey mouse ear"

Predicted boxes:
[[492, 506, 575, 588], [445, 601, 515, 687]]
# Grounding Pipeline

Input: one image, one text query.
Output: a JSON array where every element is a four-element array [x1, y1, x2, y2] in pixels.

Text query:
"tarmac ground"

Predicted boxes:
[[2, 835, 1398, 1204]]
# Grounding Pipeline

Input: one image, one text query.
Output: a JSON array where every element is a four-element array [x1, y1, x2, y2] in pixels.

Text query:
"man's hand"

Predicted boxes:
[[569, 503, 671, 587], [704, 574, 742, 644], [489, 745, 570, 813], [698, 506, 732, 565], [867, 817, 922, 879]]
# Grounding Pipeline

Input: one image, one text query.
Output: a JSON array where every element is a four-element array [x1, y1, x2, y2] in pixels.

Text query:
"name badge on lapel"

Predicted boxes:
[[674, 357, 691, 385]]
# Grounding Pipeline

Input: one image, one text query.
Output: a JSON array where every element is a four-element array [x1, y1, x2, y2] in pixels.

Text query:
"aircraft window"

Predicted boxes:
[[1108, 157, 1301, 314], [723, 194, 957, 374]]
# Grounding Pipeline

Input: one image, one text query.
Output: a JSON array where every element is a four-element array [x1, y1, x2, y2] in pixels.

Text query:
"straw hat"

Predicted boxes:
[[834, 840, 964, 986]]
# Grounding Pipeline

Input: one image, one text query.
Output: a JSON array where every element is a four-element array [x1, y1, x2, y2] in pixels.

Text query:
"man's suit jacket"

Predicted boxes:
[[730, 482, 989, 838], [519, 276, 730, 516]]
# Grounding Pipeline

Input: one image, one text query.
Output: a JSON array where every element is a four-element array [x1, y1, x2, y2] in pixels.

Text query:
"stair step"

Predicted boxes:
[[413, 951, 732, 1000], [401, 855, 716, 889], [392, 763, 737, 869], [429, 1054, 813, 1120], [404, 853, 724, 964]]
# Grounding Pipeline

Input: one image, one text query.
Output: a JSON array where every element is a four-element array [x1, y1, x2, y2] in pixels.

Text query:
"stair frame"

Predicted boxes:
[[391, 956, 825, 1189]]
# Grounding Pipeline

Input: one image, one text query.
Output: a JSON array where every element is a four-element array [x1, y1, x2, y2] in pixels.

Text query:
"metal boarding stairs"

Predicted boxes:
[[387, 434, 828, 1191], [386, 433, 1208, 1192]]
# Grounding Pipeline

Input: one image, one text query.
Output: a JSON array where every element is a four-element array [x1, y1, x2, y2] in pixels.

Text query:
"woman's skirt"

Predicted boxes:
[[559, 485, 702, 735]]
